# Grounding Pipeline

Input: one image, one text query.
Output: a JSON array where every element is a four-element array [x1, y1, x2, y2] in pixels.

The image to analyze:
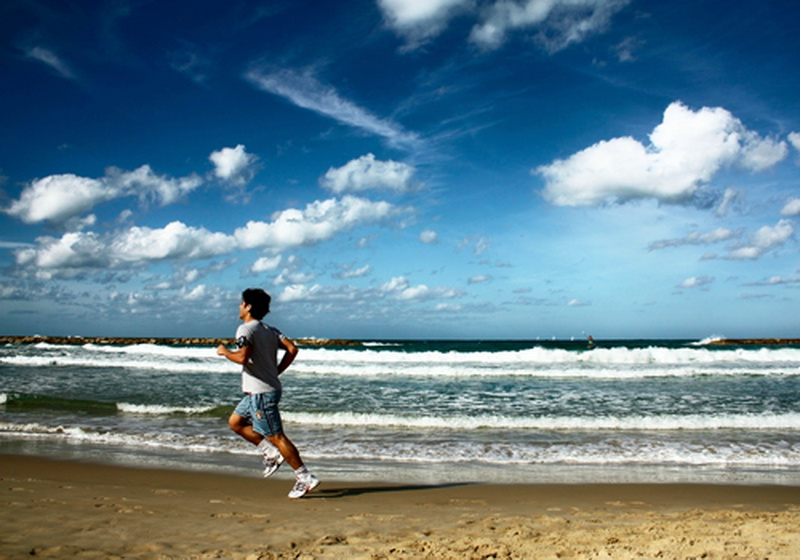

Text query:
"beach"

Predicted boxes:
[[2, 454, 800, 559]]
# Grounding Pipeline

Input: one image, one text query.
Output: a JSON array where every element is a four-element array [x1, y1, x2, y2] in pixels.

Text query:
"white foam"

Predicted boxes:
[[116, 403, 217, 415], [5, 342, 798, 379], [282, 410, 800, 431]]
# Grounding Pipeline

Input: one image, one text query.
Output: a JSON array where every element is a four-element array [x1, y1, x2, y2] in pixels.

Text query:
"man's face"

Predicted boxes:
[[239, 300, 250, 320]]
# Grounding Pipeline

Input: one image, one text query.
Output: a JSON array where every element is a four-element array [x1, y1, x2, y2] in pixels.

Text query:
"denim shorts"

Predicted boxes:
[[233, 391, 284, 437]]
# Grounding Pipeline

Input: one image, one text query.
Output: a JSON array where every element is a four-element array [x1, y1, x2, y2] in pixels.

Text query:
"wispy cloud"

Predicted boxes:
[[648, 227, 740, 251], [245, 67, 421, 150], [25, 46, 76, 80]]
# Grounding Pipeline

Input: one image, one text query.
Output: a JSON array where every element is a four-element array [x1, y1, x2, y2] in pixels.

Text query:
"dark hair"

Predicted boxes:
[[242, 288, 271, 320]]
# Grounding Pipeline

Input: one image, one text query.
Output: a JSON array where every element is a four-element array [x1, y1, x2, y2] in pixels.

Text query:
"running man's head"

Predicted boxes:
[[241, 288, 271, 320]]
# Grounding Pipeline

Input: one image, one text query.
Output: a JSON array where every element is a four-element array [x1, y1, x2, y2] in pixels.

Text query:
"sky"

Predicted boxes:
[[1, 0, 799, 340]]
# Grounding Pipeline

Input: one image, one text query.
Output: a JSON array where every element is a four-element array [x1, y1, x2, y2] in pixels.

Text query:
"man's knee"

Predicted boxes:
[[228, 414, 247, 434]]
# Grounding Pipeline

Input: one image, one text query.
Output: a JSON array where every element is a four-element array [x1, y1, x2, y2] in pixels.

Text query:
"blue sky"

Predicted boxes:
[[1, 0, 798, 340]]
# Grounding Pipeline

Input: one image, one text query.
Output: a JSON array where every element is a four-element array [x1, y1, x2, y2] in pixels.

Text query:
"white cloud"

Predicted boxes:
[[110, 222, 236, 262], [378, 0, 629, 52], [468, 274, 491, 284], [182, 284, 209, 301], [458, 235, 490, 256], [789, 132, 800, 152], [538, 102, 789, 207], [6, 174, 112, 224], [679, 276, 714, 289], [251, 255, 283, 273], [781, 198, 800, 216], [378, 0, 471, 47], [321, 153, 418, 194], [420, 229, 439, 244], [106, 165, 203, 206], [276, 283, 325, 303], [209, 144, 259, 185], [648, 227, 739, 251], [471, 0, 631, 52], [715, 187, 740, 217], [14, 222, 236, 278], [234, 196, 403, 250], [726, 219, 794, 260], [5, 166, 203, 224], [335, 264, 372, 279], [380, 275, 461, 301], [26, 46, 76, 80], [743, 275, 800, 287], [245, 67, 419, 149]]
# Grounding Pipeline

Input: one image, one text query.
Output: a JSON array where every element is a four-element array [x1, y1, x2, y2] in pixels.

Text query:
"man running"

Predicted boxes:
[[216, 288, 319, 498]]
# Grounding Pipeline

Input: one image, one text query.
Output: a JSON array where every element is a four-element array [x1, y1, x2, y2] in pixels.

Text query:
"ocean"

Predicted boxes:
[[2, 338, 799, 485]]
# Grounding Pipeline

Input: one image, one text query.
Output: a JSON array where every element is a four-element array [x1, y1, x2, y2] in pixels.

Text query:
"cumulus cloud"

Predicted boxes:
[[110, 222, 236, 262], [251, 255, 283, 273], [5, 166, 202, 224], [5, 174, 112, 224], [380, 275, 462, 301], [537, 102, 789, 207], [378, 0, 630, 52], [725, 219, 794, 260], [789, 132, 800, 153], [420, 229, 439, 244], [14, 192, 408, 278], [320, 153, 418, 194], [15, 222, 236, 278], [781, 198, 800, 216], [209, 144, 259, 185], [245, 67, 420, 149], [648, 227, 740, 251], [378, 0, 471, 47], [234, 196, 404, 250]]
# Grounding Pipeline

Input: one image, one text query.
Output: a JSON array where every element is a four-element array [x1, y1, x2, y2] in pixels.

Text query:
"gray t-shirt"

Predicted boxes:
[[235, 320, 284, 393]]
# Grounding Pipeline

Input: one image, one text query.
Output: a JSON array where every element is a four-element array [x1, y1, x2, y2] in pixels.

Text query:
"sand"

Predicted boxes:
[[2, 454, 800, 559]]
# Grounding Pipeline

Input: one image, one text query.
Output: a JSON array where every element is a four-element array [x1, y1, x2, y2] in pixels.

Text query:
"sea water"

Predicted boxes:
[[1, 338, 799, 485]]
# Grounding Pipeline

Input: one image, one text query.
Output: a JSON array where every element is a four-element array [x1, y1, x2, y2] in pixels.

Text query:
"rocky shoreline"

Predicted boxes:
[[705, 338, 800, 346], [0, 335, 363, 347]]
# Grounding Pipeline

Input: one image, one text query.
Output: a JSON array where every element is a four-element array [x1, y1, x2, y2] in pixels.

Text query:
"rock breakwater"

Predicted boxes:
[[0, 335, 362, 347]]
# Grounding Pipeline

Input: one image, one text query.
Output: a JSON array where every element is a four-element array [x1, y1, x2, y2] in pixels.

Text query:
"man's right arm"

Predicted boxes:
[[217, 343, 252, 365]]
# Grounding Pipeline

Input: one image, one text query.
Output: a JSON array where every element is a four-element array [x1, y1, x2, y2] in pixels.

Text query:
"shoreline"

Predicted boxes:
[[2, 454, 800, 559]]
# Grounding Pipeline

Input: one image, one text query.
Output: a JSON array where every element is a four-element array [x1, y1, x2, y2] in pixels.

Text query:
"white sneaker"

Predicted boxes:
[[288, 474, 320, 499], [261, 451, 284, 478]]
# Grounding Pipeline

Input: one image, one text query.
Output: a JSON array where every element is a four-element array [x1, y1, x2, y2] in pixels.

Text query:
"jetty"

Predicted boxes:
[[0, 335, 362, 347]]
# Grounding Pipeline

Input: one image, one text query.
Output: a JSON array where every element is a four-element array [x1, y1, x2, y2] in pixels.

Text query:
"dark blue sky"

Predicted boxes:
[[1, 0, 798, 339]]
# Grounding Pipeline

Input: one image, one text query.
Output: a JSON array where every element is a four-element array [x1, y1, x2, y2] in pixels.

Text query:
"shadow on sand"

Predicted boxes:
[[304, 482, 474, 499]]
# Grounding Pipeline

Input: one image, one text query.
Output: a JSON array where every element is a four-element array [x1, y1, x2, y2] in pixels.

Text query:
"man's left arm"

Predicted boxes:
[[277, 337, 299, 374]]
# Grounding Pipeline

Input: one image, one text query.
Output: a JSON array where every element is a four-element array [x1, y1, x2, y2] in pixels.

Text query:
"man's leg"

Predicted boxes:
[[267, 433, 303, 470], [228, 413, 264, 446]]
